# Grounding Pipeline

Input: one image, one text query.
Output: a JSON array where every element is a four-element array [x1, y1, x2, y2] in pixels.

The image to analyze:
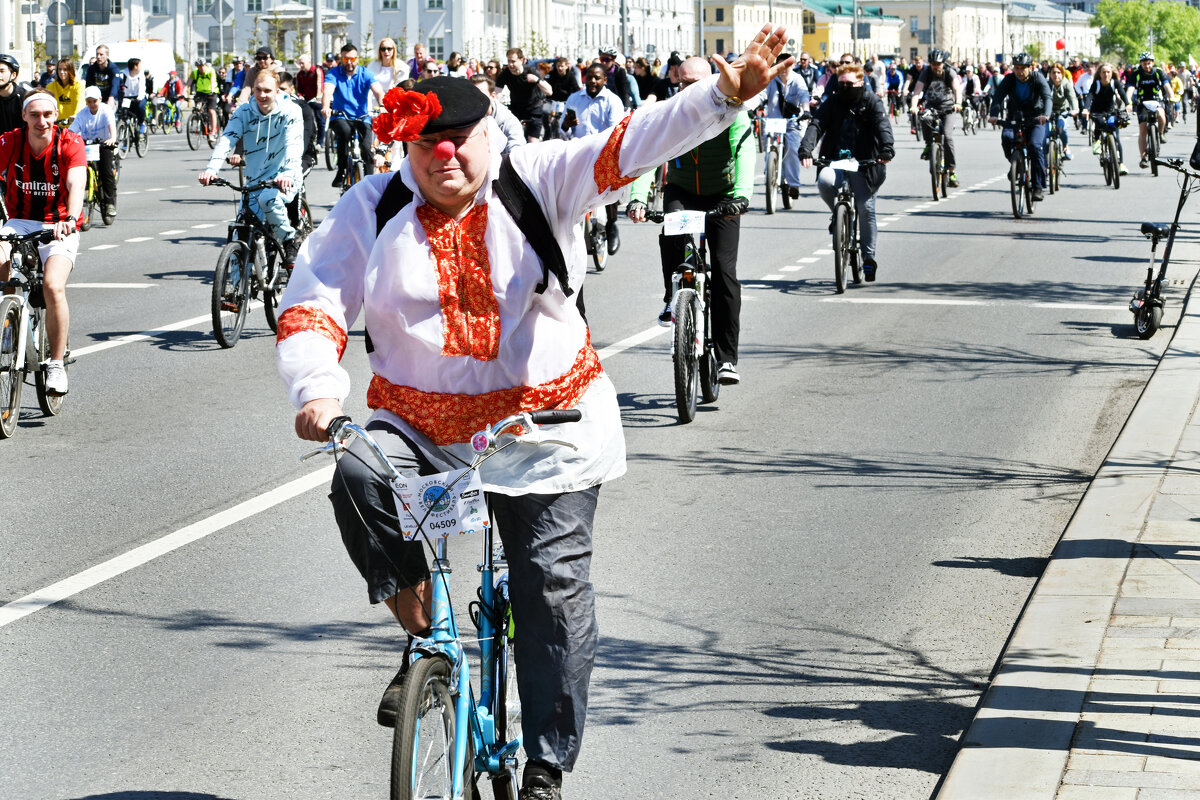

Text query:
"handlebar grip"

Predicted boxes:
[[325, 415, 353, 440], [529, 409, 582, 425], [645, 211, 665, 224]]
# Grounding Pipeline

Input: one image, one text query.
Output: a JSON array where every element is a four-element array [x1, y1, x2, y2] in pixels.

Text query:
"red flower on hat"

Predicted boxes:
[[373, 88, 443, 143]]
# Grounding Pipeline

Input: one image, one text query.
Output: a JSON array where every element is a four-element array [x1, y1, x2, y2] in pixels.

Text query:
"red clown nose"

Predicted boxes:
[[432, 139, 457, 160]]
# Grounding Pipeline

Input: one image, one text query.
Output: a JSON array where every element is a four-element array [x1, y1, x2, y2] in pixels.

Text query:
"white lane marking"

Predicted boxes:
[[125, 236, 153, 243], [144, 187, 164, 193], [904, 208, 923, 213], [878, 222, 890, 227], [780, 265, 803, 272], [191, 223, 215, 229], [0, 466, 336, 629], [123, 190, 139, 195], [68, 283, 155, 289], [158, 229, 185, 236], [882, 216, 900, 222], [799, 257, 820, 263], [813, 249, 833, 255], [71, 313, 213, 357], [595, 325, 668, 360], [170, 184, 189, 189], [1032, 303, 1120, 311], [762, 274, 784, 280], [822, 298, 1123, 311], [89, 244, 119, 251]]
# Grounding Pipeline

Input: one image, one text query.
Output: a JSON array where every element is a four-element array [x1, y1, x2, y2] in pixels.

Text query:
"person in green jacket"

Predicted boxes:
[[626, 55, 754, 386]]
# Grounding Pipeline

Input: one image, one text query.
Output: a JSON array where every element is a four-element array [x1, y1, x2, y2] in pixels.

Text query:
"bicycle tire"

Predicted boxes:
[[1010, 152, 1024, 219], [134, 126, 147, 157], [1108, 135, 1121, 190], [212, 241, 251, 348], [672, 289, 699, 423], [262, 243, 284, 333], [1048, 140, 1059, 194], [80, 168, 96, 231], [116, 124, 131, 159], [186, 112, 200, 150], [1024, 153, 1036, 216], [590, 220, 608, 271], [1101, 142, 1113, 186], [930, 142, 941, 201], [324, 133, 335, 170], [833, 201, 851, 294], [0, 295, 23, 439], [1136, 301, 1163, 339], [174, 110, 183, 133], [1149, 125, 1160, 176], [33, 311, 65, 417], [765, 147, 778, 215], [390, 655, 468, 800], [298, 195, 314, 236], [699, 304, 720, 404]]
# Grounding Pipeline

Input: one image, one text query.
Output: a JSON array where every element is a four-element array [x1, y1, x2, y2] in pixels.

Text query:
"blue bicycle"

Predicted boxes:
[[303, 408, 582, 800]]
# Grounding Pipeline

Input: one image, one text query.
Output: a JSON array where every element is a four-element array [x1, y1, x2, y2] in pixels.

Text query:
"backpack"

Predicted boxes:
[[368, 153, 579, 351]]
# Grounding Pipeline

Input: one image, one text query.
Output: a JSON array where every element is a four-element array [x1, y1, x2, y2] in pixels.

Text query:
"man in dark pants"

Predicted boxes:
[[626, 55, 754, 387], [321, 42, 384, 186]]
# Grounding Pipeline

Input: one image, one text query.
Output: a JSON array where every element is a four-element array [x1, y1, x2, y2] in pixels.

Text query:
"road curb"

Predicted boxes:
[[934, 262, 1200, 798]]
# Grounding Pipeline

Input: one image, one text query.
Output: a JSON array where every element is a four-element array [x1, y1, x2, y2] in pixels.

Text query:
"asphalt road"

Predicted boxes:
[[1, 115, 1195, 800]]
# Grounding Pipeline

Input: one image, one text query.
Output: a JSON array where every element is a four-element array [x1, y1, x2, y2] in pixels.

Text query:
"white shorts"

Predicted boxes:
[[0, 218, 80, 266]]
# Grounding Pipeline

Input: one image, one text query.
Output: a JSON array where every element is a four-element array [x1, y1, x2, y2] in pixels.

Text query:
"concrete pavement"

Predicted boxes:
[[936, 258, 1200, 799]]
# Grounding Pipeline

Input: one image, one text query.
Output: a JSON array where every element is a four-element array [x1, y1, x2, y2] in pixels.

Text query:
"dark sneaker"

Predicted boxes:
[[947, 173, 959, 188], [788, 185, 800, 199], [282, 236, 301, 267], [717, 362, 740, 385], [1140, 157, 1149, 169], [657, 304, 672, 327], [1031, 187, 1045, 201], [521, 769, 562, 800], [606, 222, 620, 255], [377, 663, 407, 727], [519, 787, 562, 800], [332, 168, 345, 187], [862, 258, 877, 282]]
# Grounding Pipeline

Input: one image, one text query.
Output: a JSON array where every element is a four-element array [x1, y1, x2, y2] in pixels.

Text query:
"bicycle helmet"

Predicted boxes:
[[0, 53, 19, 75], [195, 57, 206, 66], [1013, 53, 1034, 66], [598, 45, 619, 58], [929, 49, 947, 64], [1139, 52, 1154, 62]]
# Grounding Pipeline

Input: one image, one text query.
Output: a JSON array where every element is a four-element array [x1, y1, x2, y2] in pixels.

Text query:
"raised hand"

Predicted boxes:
[[712, 24, 793, 102]]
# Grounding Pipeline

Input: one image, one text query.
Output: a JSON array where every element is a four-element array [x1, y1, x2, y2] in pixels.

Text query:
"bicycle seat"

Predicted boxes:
[[1141, 222, 1172, 239]]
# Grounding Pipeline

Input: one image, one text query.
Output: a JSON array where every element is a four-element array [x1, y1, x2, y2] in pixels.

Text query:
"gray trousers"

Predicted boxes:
[[816, 167, 879, 262], [328, 420, 600, 772]]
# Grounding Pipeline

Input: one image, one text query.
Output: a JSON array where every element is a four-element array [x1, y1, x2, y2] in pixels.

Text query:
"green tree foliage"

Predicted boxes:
[[1093, 0, 1200, 64], [1026, 41, 1045, 62]]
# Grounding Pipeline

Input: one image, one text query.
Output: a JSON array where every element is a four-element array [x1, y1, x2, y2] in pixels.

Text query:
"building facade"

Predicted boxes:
[[799, 0, 903, 62]]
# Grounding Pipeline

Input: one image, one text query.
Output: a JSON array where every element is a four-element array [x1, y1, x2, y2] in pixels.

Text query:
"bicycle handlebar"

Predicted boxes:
[[1152, 157, 1200, 179], [0, 229, 56, 245], [207, 176, 274, 193]]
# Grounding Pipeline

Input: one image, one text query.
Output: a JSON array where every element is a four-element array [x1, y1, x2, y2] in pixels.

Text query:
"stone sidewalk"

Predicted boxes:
[[936, 283, 1200, 799]]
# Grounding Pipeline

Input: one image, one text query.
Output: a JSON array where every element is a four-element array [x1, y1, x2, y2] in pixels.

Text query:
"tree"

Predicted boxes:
[[1025, 41, 1045, 62], [1093, 0, 1200, 65]]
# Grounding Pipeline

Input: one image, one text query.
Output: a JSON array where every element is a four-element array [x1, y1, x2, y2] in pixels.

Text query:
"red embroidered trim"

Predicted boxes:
[[593, 114, 637, 194], [276, 305, 348, 360], [366, 340, 603, 445], [416, 202, 501, 361]]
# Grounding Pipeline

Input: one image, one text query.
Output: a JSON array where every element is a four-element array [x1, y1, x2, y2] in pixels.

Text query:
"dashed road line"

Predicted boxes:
[[89, 244, 119, 251], [799, 257, 820, 263], [780, 265, 803, 272], [191, 223, 215, 229], [763, 274, 784, 280], [144, 187, 164, 192], [813, 249, 833, 255], [158, 229, 185, 236]]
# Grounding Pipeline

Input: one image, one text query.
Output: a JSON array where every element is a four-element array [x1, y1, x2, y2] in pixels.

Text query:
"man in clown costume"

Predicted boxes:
[[277, 24, 792, 800]]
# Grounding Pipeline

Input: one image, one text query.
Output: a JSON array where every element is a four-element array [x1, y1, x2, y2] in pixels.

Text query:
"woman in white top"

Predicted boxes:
[[369, 37, 409, 96]]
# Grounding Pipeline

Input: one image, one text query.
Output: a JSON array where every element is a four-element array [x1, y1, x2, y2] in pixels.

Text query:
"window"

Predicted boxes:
[[246, 0, 261, 9], [429, 36, 444, 60], [151, 0, 169, 13], [428, 0, 444, 6], [715, 37, 724, 53], [382, 0, 398, 8], [910, 15, 918, 33], [336, 0, 351, 8], [803, 10, 815, 34], [714, 7, 723, 21], [110, 0, 123, 15], [198, 42, 214, 60], [195, 0, 213, 11]]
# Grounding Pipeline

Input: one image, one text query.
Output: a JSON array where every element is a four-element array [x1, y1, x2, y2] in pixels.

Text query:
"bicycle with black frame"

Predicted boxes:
[[203, 177, 300, 347], [329, 110, 372, 194], [116, 100, 148, 158], [1004, 112, 1042, 219], [918, 108, 949, 201], [1129, 157, 1200, 338]]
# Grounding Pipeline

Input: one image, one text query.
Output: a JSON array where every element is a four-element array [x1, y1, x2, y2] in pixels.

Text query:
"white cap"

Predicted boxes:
[[84, 86, 102, 101]]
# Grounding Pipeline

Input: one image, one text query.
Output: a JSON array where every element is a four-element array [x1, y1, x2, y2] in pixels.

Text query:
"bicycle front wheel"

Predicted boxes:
[[589, 220, 607, 272], [1048, 140, 1060, 194], [390, 655, 466, 800], [0, 295, 23, 439], [262, 244, 286, 333], [80, 167, 96, 231], [833, 201, 852, 294], [186, 113, 201, 150], [324, 133, 335, 170], [212, 241, 252, 348], [135, 127, 147, 157], [1010, 152, 1024, 218], [765, 147, 778, 215], [33, 311, 65, 417], [1108, 135, 1121, 190], [672, 289, 699, 423], [930, 143, 942, 201], [1149, 126, 1160, 176]]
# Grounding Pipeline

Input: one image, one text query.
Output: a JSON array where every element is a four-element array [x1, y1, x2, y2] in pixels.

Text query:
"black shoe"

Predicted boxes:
[[1031, 187, 1045, 201], [332, 168, 345, 187], [606, 222, 620, 255], [788, 185, 800, 199], [377, 639, 414, 727], [863, 258, 877, 282], [920, 145, 930, 160], [282, 236, 301, 267], [519, 786, 562, 800], [521, 763, 563, 800]]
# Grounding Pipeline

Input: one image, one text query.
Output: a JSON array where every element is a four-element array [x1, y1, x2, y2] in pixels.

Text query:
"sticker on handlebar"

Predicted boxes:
[[391, 468, 491, 540], [763, 117, 788, 134], [662, 210, 707, 236], [85, 144, 100, 161], [121, 98, 132, 109], [828, 158, 860, 172]]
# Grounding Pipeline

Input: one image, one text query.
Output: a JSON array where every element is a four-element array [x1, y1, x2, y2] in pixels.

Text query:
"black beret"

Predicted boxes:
[[413, 76, 490, 134]]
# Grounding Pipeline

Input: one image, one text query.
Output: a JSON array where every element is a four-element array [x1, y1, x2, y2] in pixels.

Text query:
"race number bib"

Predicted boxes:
[[120, 98, 132, 109], [84, 144, 100, 161], [392, 468, 490, 540], [763, 117, 788, 134], [662, 210, 707, 235]]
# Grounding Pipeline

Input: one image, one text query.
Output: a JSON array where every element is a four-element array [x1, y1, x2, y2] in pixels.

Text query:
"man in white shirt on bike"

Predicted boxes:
[[563, 63, 626, 254], [759, 52, 810, 198]]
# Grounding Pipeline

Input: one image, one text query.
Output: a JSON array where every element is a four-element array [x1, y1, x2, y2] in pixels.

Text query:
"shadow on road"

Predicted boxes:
[[69, 793, 241, 800]]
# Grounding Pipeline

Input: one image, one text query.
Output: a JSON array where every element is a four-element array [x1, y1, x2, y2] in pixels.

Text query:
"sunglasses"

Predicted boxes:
[[256, 56, 268, 61], [600, 56, 613, 63], [380, 47, 394, 52]]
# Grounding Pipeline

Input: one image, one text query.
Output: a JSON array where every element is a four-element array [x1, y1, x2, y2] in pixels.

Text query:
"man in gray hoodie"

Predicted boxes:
[[198, 70, 304, 264]]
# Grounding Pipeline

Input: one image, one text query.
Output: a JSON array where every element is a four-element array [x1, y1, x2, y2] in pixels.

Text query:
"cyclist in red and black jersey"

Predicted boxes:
[[0, 90, 86, 395]]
